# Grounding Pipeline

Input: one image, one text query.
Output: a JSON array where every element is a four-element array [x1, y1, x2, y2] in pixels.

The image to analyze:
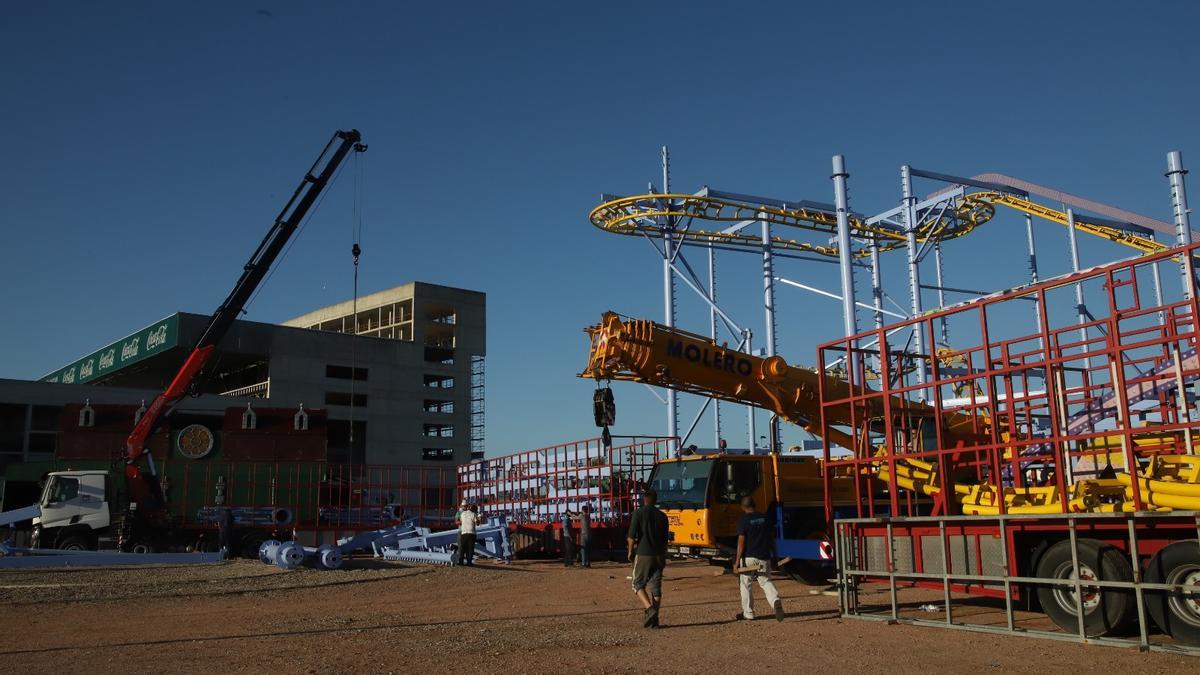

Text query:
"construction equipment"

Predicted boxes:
[[257, 517, 513, 569], [20, 130, 366, 557], [821, 240, 1200, 647]]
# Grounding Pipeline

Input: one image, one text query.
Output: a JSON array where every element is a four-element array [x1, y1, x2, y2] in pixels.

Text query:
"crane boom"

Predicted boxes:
[[123, 129, 364, 511], [579, 311, 988, 453]]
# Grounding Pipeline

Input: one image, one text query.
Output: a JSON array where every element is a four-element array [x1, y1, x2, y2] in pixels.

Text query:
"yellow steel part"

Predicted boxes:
[[967, 192, 1169, 255], [589, 193, 994, 259]]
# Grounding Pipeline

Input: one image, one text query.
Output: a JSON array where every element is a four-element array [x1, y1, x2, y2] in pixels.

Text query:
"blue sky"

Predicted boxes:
[[2, 1, 1199, 457]]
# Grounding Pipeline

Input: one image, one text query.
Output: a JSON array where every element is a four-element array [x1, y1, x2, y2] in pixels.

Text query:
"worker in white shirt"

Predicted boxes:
[[456, 503, 478, 566]]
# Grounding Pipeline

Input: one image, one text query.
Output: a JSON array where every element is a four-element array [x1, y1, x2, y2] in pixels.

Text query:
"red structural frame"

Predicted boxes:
[[818, 242, 1200, 591], [456, 436, 666, 530]]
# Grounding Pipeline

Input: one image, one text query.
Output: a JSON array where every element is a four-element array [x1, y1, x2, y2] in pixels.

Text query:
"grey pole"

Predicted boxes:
[[708, 239, 721, 447], [1065, 207, 1090, 369], [933, 241, 949, 345], [1149, 233, 1166, 325], [869, 240, 884, 331], [744, 329, 756, 453], [661, 146, 679, 451], [901, 165, 925, 386], [868, 239, 884, 377], [761, 214, 780, 445], [1025, 213, 1042, 335], [1168, 150, 1193, 298], [833, 156, 859, 383]]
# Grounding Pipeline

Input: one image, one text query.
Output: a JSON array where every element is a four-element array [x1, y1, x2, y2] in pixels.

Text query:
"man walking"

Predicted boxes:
[[627, 489, 669, 628], [456, 502, 478, 566], [578, 504, 593, 568], [734, 496, 784, 621], [561, 511, 575, 567]]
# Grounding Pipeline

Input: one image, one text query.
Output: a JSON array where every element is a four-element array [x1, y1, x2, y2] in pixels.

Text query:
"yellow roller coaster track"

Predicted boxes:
[[591, 190, 1179, 260], [588, 193, 994, 258], [966, 191, 1171, 255]]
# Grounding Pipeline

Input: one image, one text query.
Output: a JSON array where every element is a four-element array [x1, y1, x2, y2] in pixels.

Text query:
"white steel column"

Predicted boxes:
[[1168, 150, 1194, 299], [901, 165, 925, 386], [1025, 213, 1042, 334], [708, 240, 721, 447], [1065, 208, 1090, 369], [869, 240, 884, 331], [661, 146, 679, 451], [744, 329, 756, 452], [761, 214, 779, 447], [933, 241, 949, 345], [833, 155, 858, 384]]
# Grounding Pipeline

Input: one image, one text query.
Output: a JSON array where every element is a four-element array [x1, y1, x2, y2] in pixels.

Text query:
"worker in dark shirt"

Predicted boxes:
[[626, 488, 669, 628], [734, 496, 784, 621]]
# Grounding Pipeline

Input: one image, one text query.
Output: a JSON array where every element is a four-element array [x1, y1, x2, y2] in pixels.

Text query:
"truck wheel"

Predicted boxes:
[[785, 560, 832, 586], [57, 536, 92, 551], [130, 540, 156, 554], [241, 532, 268, 560], [1145, 540, 1200, 646], [1035, 539, 1134, 637]]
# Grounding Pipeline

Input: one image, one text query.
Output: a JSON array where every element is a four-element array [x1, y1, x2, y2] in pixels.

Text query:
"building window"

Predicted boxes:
[[423, 375, 454, 389], [423, 424, 454, 438], [424, 400, 454, 413], [422, 448, 454, 461], [325, 391, 368, 407], [326, 365, 369, 381]]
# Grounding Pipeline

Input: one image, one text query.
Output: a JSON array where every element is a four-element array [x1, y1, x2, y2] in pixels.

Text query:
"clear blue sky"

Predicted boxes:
[[3, 1, 1199, 457]]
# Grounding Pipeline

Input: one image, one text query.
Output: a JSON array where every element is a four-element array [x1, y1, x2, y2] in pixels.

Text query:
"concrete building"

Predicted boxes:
[[35, 282, 485, 466]]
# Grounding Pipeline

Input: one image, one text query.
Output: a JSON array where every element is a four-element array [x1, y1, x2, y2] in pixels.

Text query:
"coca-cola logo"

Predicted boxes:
[[146, 324, 169, 350]]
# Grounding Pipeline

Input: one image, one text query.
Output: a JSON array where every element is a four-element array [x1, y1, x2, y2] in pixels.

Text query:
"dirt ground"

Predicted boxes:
[[0, 557, 1194, 673]]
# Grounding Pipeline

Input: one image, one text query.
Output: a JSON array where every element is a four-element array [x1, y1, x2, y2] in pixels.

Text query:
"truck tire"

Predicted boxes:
[[785, 559, 833, 586], [241, 532, 268, 560], [57, 536, 92, 551], [129, 540, 156, 554], [1145, 540, 1200, 646], [1035, 539, 1134, 637]]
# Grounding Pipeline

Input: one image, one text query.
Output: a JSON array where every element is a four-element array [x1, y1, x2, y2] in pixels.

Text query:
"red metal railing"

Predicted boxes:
[[818, 242, 1200, 521], [457, 437, 667, 528]]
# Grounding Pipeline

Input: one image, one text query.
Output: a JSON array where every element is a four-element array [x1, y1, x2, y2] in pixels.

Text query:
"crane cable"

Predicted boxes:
[[348, 141, 367, 458]]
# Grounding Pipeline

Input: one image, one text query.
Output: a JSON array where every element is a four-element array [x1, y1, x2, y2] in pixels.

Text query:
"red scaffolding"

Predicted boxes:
[[817, 243, 1200, 651]]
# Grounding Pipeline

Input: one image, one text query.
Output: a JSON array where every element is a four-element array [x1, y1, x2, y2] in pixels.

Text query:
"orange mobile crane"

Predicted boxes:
[[578, 310, 981, 580]]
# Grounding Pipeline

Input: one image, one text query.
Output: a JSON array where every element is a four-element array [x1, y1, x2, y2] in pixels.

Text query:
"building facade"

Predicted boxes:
[[35, 282, 485, 466]]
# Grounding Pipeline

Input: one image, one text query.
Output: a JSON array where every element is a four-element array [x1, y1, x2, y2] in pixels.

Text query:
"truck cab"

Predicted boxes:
[[649, 453, 861, 579], [32, 470, 112, 550], [650, 454, 782, 558]]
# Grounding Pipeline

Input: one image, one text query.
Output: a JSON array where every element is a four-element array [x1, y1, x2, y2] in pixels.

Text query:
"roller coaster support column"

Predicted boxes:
[[869, 241, 883, 331], [708, 239, 721, 447], [1167, 150, 1193, 299], [1025, 213, 1043, 338], [661, 146, 679, 452], [761, 212, 780, 445], [1065, 208, 1091, 370], [901, 165, 925, 387], [833, 155, 859, 384], [933, 242, 949, 345], [744, 329, 756, 452]]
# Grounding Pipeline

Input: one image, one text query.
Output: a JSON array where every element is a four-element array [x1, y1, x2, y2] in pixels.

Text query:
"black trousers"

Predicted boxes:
[[563, 535, 575, 566], [457, 532, 476, 564]]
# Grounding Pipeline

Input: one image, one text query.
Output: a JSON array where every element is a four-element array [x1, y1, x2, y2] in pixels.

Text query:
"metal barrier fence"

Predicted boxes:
[[835, 511, 1200, 654], [457, 437, 667, 527]]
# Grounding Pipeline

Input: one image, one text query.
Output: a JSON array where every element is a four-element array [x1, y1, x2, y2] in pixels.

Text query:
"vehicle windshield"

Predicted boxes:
[[42, 476, 79, 505], [648, 459, 713, 510]]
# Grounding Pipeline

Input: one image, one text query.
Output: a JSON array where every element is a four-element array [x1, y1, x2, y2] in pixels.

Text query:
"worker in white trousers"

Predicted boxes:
[[734, 496, 785, 622]]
